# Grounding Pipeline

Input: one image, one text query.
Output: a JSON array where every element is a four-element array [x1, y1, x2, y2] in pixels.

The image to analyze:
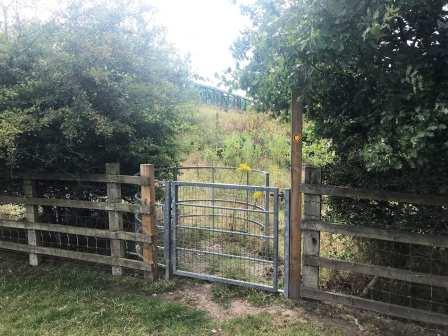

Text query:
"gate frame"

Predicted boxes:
[[165, 180, 281, 292]]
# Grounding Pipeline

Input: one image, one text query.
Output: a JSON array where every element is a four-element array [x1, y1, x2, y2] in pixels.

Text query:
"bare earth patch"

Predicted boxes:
[[160, 282, 446, 336]]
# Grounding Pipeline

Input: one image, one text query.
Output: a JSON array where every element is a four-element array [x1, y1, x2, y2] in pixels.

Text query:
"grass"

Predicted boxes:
[[0, 255, 210, 336], [0, 253, 347, 336], [221, 313, 344, 336], [211, 283, 280, 309]]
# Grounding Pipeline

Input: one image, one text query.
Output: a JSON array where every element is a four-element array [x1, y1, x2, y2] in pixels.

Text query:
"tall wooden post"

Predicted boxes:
[[302, 166, 321, 288], [140, 164, 158, 280], [288, 91, 303, 299], [106, 163, 124, 276], [24, 179, 39, 266]]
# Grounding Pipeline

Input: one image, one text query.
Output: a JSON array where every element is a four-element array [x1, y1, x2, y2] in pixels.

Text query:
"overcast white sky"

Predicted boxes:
[[10, 0, 252, 86], [151, 0, 252, 84]]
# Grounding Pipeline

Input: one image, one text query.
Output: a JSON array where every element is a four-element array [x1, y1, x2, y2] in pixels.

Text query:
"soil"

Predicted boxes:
[[160, 282, 447, 336]]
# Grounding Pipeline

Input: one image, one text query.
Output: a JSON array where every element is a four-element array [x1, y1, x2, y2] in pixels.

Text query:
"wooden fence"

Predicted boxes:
[[299, 166, 448, 327], [0, 163, 158, 279]]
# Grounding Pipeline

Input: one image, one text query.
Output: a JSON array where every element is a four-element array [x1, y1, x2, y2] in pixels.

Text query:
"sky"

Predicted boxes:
[[151, 0, 252, 85], [5, 0, 253, 86]]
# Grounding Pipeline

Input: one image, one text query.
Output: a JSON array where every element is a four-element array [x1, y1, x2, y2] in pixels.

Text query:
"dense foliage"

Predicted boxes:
[[182, 105, 335, 187], [234, 0, 448, 195], [0, 1, 191, 176]]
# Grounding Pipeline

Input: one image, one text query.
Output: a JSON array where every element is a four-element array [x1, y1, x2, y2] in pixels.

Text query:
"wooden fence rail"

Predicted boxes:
[[0, 163, 158, 279], [299, 166, 448, 327]]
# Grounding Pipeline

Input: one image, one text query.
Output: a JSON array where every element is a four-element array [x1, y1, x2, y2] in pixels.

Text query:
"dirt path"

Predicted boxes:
[[159, 282, 445, 336]]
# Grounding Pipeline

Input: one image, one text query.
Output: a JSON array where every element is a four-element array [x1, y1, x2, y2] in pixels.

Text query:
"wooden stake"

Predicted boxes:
[[140, 164, 158, 280], [288, 91, 303, 299], [302, 166, 321, 289], [106, 163, 124, 276], [24, 179, 39, 266]]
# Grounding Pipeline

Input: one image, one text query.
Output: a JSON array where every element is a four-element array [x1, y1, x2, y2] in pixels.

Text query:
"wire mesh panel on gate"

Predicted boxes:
[[171, 181, 280, 291]]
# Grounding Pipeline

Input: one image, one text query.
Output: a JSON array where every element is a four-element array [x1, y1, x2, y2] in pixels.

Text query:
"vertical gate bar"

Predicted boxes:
[[212, 167, 215, 227], [170, 182, 178, 275], [272, 188, 279, 291], [163, 181, 172, 280], [283, 189, 291, 297], [263, 173, 270, 249], [246, 171, 249, 232]]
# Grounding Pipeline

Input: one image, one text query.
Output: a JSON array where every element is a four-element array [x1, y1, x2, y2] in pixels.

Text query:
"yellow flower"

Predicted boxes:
[[237, 163, 252, 172], [253, 191, 264, 202]]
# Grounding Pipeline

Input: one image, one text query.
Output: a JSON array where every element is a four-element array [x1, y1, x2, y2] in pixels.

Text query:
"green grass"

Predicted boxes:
[[0, 254, 346, 336], [221, 314, 344, 336], [211, 284, 279, 309], [0, 256, 210, 336]]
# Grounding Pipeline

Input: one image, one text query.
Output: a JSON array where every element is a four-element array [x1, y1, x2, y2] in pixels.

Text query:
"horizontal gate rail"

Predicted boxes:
[[176, 270, 277, 292], [178, 214, 265, 228], [176, 198, 266, 211], [177, 202, 271, 214], [173, 181, 278, 192], [176, 247, 273, 264], [176, 225, 272, 239]]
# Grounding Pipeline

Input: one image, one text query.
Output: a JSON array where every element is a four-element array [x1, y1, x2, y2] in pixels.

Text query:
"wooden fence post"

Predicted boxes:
[[288, 91, 303, 299], [106, 163, 124, 276], [140, 164, 158, 280], [24, 179, 39, 266], [302, 166, 322, 288]]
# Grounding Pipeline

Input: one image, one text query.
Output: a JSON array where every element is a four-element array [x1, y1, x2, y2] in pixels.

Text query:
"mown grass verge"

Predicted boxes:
[[0, 252, 344, 336]]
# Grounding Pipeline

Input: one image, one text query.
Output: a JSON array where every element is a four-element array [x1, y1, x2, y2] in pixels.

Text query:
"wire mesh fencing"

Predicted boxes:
[[170, 181, 282, 291]]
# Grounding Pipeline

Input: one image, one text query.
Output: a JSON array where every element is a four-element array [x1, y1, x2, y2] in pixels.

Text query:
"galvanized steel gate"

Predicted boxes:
[[155, 181, 284, 292]]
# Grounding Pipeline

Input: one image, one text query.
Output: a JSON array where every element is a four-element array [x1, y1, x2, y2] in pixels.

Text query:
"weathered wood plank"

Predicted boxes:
[[106, 163, 124, 276], [0, 240, 152, 271], [140, 164, 158, 280], [302, 167, 321, 289], [23, 179, 39, 266], [304, 255, 448, 288], [12, 173, 146, 185], [0, 219, 152, 243], [0, 195, 150, 214], [301, 286, 448, 327], [302, 220, 448, 248], [301, 184, 448, 206]]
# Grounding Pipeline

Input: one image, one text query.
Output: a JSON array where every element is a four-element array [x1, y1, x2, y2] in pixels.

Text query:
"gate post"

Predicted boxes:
[[302, 166, 321, 289], [163, 181, 172, 280], [288, 92, 303, 299], [140, 164, 158, 280]]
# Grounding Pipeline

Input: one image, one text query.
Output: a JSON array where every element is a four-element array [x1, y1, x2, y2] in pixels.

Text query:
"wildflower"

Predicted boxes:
[[253, 191, 264, 202], [237, 163, 252, 172]]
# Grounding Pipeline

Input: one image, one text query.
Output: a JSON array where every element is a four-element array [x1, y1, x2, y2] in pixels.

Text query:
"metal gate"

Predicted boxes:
[[164, 181, 281, 292]]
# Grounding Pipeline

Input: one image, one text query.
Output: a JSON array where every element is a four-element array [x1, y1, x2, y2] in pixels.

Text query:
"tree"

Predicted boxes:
[[233, 0, 448, 279], [234, 0, 448, 191], [0, 0, 192, 176]]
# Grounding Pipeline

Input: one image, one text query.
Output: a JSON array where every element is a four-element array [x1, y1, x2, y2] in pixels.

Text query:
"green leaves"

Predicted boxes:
[[0, 0, 192, 175]]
